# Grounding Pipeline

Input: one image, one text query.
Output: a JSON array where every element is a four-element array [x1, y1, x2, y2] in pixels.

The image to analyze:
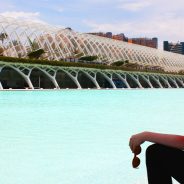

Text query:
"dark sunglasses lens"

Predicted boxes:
[[134, 146, 141, 155], [132, 156, 140, 168]]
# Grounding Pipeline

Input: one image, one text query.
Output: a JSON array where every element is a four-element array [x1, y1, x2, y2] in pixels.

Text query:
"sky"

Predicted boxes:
[[0, 0, 184, 48]]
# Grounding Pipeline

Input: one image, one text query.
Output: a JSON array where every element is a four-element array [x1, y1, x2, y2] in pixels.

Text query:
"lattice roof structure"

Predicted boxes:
[[0, 15, 184, 72]]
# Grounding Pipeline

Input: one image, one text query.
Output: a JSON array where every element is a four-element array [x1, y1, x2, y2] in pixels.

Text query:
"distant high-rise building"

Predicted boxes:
[[128, 37, 158, 49], [106, 32, 112, 38], [152, 38, 158, 48], [163, 41, 184, 55]]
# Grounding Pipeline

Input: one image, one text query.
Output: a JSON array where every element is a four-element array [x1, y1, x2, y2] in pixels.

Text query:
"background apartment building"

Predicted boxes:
[[128, 37, 158, 49], [164, 41, 184, 55], [89, 32, 128, 41], [88, 32, 158, 49]]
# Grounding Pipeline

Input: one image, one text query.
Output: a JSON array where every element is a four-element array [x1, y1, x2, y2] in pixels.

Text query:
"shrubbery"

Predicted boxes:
[[27, 37, 45, 59], [79, 55, 98, 61], [27, 49, 45, 59], [111, 60, 129, 66], [0, 56, 120, 70], [178, 70, 184, 75]]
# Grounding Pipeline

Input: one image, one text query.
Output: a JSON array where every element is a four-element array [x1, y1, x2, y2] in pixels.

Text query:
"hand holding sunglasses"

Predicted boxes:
[[132, 146, 141, 168]]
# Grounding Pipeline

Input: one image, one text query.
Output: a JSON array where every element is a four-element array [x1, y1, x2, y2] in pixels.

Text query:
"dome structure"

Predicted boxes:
[[0, 15, 184, 72]]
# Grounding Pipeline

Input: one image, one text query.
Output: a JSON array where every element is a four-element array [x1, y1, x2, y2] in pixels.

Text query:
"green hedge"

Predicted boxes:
[[111, 60, 129, 66], [0, 56, 182, 76], [79, 55, 98, 61]]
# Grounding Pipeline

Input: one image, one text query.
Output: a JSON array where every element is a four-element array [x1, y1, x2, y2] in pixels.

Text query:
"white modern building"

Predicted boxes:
[[0, 15, 184, 72]]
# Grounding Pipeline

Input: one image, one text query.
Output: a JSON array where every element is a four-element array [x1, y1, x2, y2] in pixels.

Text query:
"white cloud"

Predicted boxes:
[[0, 11, 46, 24], [1, 11, 39, 19], [118, 0, 152, 11], [0, 2, 15, 11]]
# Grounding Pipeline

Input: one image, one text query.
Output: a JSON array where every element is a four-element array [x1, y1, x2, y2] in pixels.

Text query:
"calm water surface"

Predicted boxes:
[[0, 89, 183, 184]]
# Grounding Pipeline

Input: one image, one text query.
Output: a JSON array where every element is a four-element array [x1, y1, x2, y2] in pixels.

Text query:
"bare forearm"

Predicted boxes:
[[144, 132, 184, 150]]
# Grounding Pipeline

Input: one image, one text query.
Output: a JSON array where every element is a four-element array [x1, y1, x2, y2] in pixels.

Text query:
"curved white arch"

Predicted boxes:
[[0, 64, 33, 88]]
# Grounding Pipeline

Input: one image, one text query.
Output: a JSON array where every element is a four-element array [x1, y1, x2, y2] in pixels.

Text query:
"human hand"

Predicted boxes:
[[129, 132, 147, 153]]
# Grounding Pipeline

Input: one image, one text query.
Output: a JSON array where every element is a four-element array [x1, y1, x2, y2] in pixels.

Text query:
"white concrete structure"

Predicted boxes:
[[0, 60, 184, 90], [0, 15, 184, 73]]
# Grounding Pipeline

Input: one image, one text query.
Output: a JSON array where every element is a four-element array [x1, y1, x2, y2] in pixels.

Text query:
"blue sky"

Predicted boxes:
[[1, 0, 184, 48]]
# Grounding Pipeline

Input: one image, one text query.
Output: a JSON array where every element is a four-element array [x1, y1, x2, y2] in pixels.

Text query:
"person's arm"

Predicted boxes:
[[129, 131, 184, 152]]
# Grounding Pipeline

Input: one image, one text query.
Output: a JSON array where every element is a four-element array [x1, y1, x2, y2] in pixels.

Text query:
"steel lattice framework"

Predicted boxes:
[[1, 15, 184, 72]]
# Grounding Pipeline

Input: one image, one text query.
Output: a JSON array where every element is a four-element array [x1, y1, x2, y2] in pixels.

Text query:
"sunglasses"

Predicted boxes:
[[132, 146, 141, 169]]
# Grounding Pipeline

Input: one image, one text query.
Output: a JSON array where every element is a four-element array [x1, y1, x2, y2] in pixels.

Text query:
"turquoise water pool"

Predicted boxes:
[[0, 89, 183, 184]]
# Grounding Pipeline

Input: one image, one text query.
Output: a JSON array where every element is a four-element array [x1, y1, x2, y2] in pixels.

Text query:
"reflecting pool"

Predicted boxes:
[[0, 89, 183, 184]]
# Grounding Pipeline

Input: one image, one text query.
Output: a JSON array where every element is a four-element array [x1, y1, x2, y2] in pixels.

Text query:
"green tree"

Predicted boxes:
[[0, 32, 8, 44], [111, 60, 129, 66], [27, 37, 44, 59], [79, 55, 98, 61]]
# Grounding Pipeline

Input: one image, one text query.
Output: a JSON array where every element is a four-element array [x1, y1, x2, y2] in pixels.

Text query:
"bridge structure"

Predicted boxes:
[[0, 16, 184, 89], [0, 60, 184, 90]]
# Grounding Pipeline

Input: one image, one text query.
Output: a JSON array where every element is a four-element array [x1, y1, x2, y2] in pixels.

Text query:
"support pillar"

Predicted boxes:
[[168, 76, 179, 88], [150, 75, 163, 88], [0, 82, 3, 90], [160, 76, 171, 88], [129, 74, 143, 88], [82, 70, 101, 89], [9, 65, 34, 89], [39, 68, 60, 89], [0, 66, 2, 89], [177, 78, 184, 87], [100, 71, 117, 89], [64, 69, 82, 89], [142, 75, 153, 88], [115, 73, 130, 89]]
